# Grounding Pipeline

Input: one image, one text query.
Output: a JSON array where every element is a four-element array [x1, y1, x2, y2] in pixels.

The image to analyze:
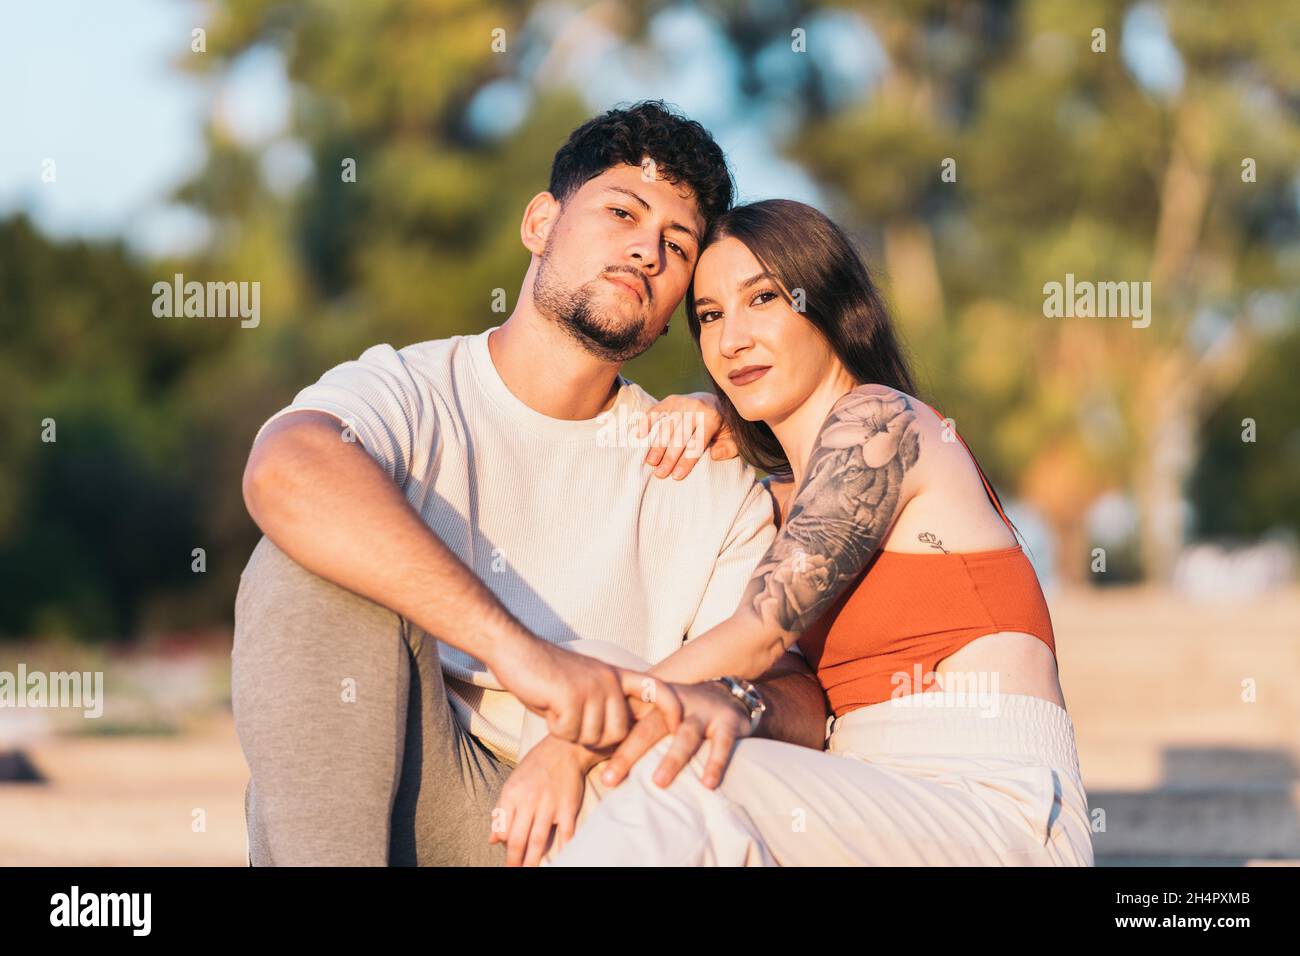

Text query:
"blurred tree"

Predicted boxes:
[[0, 216, 210, 639], [1190, 322, 1300, 539], [6, 0, 1299, 641], [773, 0, 1300, 582]]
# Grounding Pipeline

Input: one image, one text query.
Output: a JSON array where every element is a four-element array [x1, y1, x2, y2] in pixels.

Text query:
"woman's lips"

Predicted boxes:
[[728, 365, 771, 386], [605, 275, 643, 303]]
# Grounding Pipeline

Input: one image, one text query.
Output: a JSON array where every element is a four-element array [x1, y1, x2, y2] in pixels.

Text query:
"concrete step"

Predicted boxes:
[[1089, 784, 1300, 862]]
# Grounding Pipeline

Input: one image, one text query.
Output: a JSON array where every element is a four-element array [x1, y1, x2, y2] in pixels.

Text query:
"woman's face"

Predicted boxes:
[[693, 236, 841, 423]]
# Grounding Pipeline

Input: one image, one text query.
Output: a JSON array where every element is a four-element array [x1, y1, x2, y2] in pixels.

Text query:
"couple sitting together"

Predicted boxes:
[[232, 99, 1094, 867]]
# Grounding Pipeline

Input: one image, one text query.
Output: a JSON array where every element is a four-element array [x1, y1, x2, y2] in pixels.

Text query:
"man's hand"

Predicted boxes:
[[491, 735, 601, 867], [600, 680, 753, 791], [492, 681, 751, 866], [491, 639, 684, 749]]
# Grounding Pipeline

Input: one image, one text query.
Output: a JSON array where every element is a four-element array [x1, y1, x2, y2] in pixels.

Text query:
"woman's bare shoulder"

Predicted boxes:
[[812, 384, 944, 507], [841, 382, 927, 412]]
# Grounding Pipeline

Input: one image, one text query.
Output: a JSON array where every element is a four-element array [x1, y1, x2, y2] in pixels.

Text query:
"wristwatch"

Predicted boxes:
[[714, 675, 767, 734]]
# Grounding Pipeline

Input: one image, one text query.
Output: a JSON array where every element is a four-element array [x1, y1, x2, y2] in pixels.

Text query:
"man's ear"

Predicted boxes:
[[520, 191, 560, 256]]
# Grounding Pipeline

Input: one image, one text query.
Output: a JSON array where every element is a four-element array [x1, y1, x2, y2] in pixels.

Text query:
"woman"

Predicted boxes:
[[544, 198, 1093, 866]]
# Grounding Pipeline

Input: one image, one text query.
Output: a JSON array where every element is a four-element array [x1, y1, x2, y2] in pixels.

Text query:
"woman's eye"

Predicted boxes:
[[699, 310, 721, 324], [610, 207, 632, 220], [753, 290, 777, 306]]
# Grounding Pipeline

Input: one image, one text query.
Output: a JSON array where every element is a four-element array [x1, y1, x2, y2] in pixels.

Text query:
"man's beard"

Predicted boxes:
[[532, 247, 655, 363]]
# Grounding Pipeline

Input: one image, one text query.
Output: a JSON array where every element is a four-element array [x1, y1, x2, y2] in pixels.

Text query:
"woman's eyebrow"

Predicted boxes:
[[694, 272, 779, 307]]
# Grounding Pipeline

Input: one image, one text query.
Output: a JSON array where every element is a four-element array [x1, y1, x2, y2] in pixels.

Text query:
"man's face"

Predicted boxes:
[[529, 161, 706, 362]]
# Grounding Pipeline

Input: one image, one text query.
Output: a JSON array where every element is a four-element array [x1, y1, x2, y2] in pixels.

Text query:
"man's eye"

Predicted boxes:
[[610, 207, 632, 219], [667, 241, 687, 260]]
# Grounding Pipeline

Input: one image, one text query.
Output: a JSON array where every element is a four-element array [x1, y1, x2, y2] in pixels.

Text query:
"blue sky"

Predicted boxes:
[[0, 1, 873, 258], [0, 0, 1186, 261], [0, 0, 212, 254]]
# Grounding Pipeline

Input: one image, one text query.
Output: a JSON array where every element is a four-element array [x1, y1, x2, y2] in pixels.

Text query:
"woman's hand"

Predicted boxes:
[[600, 679, 754, 791], [639, 391, 739, 480], [491, 734, 600, 866]]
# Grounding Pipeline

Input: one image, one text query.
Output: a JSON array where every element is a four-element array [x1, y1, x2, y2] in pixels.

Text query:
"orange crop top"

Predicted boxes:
[[790, 402, 1056, 717]]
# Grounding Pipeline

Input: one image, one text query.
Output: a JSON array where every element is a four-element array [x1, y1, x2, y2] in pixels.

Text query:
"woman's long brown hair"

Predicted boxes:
[[684, 199, 918, 480]]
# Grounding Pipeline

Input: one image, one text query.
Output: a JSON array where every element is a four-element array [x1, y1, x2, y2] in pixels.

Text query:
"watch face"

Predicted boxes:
[[735, 681, 765, 722], [720, 677, 764, 727]]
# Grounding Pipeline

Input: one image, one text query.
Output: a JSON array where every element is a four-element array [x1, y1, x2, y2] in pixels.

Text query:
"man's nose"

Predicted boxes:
[[629, 249, 658, 277]]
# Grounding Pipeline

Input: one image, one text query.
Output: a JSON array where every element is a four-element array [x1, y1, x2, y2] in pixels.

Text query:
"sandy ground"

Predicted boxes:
[[2, 585, 1298, 866], [0, 715, 249, 866]]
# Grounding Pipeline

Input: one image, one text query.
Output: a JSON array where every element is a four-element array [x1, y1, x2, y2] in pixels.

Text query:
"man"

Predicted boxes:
[[232, 99, 829, 866]]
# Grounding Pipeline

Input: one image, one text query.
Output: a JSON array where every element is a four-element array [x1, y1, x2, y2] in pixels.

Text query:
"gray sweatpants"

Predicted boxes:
[[231, 535, 512, 866]]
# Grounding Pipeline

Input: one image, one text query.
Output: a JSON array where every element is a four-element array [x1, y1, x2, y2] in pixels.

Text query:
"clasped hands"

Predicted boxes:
[[490, 676, 755, 867]]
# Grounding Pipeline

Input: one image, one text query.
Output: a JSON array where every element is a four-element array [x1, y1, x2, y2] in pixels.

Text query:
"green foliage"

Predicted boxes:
[[5, 0, 1299, 638], [1191, 324, 1300, 538]]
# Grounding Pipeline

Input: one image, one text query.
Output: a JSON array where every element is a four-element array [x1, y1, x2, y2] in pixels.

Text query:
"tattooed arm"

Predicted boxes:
[[649, 385, 922, 684]]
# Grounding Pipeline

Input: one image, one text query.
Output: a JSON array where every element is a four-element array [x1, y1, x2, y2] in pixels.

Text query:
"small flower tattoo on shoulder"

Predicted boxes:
[[918, 532, 949, 554]]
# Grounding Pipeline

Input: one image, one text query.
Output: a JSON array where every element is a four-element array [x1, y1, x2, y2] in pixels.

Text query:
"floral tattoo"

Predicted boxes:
[[918, 532, 948, 553], [744, 387, 921, 635]]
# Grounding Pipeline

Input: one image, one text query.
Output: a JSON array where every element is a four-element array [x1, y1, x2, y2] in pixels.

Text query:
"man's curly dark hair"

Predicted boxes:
[[547, 100, 735, 233]]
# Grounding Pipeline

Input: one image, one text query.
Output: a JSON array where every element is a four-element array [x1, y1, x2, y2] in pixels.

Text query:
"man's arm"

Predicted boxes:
[[747, 649, 828, 751], [242, 410, 680, 747], [244, 410, 532, 668]]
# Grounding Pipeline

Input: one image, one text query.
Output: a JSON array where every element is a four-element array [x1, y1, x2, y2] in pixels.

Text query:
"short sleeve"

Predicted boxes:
[[252, 343, 428, 486], [685, 475, 778, 642]]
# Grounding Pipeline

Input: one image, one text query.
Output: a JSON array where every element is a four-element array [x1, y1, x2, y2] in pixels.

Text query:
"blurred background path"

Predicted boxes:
[[3, 586, 1297, 866]]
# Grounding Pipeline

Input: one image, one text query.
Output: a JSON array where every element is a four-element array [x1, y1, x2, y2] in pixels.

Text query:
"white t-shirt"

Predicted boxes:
[[253, 325, 779, 763]]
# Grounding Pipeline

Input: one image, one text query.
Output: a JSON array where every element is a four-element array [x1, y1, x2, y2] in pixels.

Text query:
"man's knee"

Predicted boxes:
[[233, 536, 410, 661], [236, 536, 344, 620], [231, 535, 408, 743]]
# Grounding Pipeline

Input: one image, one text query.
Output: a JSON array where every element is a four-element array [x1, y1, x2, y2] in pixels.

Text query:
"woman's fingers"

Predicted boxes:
[[642, 409, 669, 467], [709, 435, 739, 460], [647, 412, 684, 474], [600, 708, 669, 787], [662, 415, 709, 479], [644, 417, 667, 467], [652, 720, 705, 788], [643, 404, 719, 478], [701, 727, 738, 789]]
